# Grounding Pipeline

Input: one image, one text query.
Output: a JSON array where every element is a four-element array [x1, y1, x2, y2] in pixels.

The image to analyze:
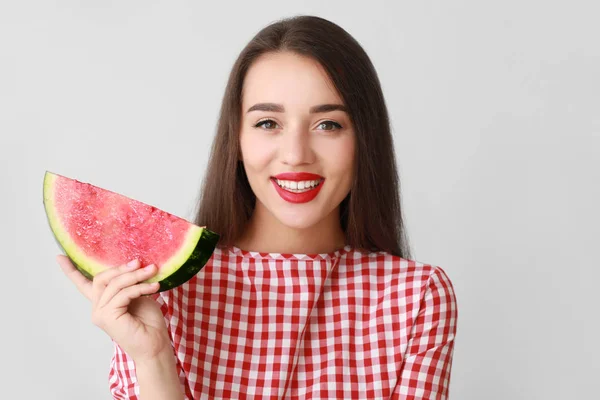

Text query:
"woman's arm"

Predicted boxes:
[[108, 292, 191, 400], [393, 267, 458, 399], [57, 256, 190, 399], [135, 349, 185, 400]]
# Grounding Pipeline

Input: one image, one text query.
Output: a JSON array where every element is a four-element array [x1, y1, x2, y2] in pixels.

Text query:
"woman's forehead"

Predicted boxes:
[[242, 52, 343, 110]]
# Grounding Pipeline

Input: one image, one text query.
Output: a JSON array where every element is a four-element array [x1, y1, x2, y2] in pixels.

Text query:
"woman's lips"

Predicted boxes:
[[270, 175, 324, 204]]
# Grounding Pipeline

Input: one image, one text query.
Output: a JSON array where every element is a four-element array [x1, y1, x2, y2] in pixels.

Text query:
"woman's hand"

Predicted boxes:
[[57, 256, 171, 364]]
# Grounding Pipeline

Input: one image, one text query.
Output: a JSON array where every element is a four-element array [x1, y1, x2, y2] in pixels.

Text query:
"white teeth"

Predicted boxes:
[[275, 179, 322, 192]]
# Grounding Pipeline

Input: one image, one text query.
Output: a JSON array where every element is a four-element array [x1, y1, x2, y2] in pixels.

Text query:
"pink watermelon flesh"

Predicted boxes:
[[53, 176, 192, 268]]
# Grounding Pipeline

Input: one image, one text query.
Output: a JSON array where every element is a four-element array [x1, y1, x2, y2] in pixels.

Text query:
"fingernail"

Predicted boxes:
[[144, 264, 155, 270], [127, 260, 138, 268]]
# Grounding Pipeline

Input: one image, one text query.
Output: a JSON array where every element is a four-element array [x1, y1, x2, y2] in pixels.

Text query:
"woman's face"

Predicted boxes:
[[239, 51, 355, 230]]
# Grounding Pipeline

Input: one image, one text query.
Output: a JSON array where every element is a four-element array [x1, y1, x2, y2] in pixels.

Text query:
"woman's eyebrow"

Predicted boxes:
[[246, 103, 348, 113], [247, 103, 284, 113], [310, 104, 348, 113]]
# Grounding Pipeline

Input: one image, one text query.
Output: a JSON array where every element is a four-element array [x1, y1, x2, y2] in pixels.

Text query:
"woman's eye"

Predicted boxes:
[[255, 120, 279, 130], [317, 121, 342, 131]]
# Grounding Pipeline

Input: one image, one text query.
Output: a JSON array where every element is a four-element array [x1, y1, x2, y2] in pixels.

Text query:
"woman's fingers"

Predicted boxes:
[[92, 259, 141, 304], [98, 264, 159, 308], [57, 255, 93, 300], [108, 281, 161, 309], [57, 255, 160, 313]]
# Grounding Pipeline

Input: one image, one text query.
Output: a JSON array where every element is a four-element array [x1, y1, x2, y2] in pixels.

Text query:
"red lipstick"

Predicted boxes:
[[271, 172, 324, 204]]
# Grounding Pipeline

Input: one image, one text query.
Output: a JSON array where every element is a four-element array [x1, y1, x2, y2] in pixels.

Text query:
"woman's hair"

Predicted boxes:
[[194, 15, 411, 259]]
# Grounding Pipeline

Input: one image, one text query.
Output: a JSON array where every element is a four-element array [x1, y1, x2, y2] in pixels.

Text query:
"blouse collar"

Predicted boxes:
[[225, 245, 353, 261]]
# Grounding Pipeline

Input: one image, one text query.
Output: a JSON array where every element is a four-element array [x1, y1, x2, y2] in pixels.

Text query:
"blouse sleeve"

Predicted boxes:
[[106, 292, 189, 399], [394, 266, 458, 399]]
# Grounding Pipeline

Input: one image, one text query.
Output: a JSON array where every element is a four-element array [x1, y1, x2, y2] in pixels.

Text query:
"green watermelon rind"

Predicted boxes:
[[43, 171, 219, 292], [153, 228, 219, 292]]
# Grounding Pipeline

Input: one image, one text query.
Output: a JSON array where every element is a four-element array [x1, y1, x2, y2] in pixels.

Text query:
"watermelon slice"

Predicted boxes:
[[43, 171, 219, 292]]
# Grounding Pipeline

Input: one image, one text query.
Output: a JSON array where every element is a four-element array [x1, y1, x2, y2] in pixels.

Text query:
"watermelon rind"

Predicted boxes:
[[153, 228, 219, 292], [43, 171, 219, 291]]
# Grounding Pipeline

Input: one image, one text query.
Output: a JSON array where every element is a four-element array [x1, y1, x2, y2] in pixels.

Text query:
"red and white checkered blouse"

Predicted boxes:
[[108, 245, 458, 399]]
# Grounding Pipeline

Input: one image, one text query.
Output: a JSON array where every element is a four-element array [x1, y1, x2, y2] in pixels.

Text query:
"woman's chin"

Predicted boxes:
[[271, 209, 324, 231]]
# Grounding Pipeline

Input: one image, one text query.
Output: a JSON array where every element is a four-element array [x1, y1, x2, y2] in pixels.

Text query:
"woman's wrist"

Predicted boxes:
[[135, 348, 185, 399]]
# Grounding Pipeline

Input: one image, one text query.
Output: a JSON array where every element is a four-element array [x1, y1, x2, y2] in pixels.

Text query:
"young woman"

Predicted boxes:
[[58, 15, 458, 399]]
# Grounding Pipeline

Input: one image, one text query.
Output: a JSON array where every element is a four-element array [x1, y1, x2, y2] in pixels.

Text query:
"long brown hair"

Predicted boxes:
[[194, 15, 411, 259]]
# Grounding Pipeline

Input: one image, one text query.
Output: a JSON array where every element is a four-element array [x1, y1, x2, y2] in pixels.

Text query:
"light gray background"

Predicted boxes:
[[1, 1, 598, 399]]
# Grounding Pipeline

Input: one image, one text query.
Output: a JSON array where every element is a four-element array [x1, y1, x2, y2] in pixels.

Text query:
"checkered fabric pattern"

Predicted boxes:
[[108, 246, 458, 399]]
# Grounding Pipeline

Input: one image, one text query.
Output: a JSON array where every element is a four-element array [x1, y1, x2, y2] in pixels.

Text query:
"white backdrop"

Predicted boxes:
[[1, 1, 598, 399]]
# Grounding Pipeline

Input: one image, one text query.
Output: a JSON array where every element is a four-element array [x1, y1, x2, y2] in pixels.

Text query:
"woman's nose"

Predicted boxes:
[[279, 125, 315, 166]]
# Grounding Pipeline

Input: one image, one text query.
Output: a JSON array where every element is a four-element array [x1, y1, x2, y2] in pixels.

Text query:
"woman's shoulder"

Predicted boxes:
[[342, 247, 453, 282], [343, 247, 458, 316], [341, 247, 457, 303]]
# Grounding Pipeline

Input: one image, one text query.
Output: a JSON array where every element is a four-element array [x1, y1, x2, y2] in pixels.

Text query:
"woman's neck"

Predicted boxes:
[[235, 205, 346, 255]]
